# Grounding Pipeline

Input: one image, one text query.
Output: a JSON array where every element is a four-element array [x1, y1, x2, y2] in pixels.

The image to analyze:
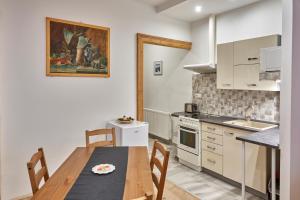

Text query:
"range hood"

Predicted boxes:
[[184, 15, 216, 73]]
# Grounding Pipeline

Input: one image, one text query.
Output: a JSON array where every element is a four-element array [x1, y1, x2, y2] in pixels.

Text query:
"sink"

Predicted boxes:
[[223, 119, 278, 131]]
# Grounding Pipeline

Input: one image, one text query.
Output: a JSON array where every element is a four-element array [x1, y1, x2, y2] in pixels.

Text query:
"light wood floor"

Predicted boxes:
[[162, 180, 200, 200]]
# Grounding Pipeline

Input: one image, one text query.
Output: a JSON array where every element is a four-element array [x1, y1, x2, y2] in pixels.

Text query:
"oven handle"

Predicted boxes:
[[179, 127, 198, 134]]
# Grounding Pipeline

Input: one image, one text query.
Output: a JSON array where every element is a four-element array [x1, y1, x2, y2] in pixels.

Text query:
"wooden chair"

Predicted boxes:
[[27, 148, 49, 194], [131, 192, 153, 200], [85, 128, 116, 148], [150, 141, 170, 200]]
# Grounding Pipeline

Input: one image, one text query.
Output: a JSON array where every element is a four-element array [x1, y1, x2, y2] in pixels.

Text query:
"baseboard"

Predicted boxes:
[[149, 133, 172, 145], [202, 167, 268, 200]]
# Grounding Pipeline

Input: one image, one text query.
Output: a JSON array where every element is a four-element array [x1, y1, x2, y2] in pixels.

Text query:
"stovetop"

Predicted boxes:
[[174, 112, 237, 125], [179, 112, 220, 120]]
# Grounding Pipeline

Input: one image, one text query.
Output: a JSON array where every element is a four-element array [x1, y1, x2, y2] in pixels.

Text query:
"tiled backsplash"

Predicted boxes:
[[192, 73, 280, 122]]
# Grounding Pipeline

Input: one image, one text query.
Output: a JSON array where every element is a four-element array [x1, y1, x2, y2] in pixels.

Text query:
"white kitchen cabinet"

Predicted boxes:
[[202, 122, 223, 135], [202, 140, 223, 155], [202, 131, 223, 145], [223, 127, 267, 193], [217, 42, 234, 89], [106, 120, 149, 147], [217, 35, 280, 91], [202, 123, 224, 175], [234, 64, 259, 90], [234, 35, 280, 66], [201, 124, 268, 194], [234, 64, 280, 91], [202, 150, 223, 174]]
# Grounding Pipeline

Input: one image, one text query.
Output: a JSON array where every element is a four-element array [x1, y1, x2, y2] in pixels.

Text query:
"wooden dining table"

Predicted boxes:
[[32, 146, 154, 200]]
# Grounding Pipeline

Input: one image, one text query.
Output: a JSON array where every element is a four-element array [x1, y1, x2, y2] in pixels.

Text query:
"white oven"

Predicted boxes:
[[178, 126, 200, 155], [177, 116, 201, 170]]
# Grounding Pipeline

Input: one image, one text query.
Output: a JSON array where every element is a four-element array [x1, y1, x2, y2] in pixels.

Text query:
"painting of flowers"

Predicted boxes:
[[46, 18, 110, 77]]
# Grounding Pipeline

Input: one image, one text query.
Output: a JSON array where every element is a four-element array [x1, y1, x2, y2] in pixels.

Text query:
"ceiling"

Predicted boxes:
[[140, 0, 170, 6], [140, 0, 261, 22]]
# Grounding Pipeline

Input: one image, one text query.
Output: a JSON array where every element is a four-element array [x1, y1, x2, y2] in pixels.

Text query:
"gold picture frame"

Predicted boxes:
[[46, 17, 110, 78]]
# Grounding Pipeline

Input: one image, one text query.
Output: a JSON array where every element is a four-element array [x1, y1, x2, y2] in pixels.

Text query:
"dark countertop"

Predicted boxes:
[[236, 128, 280, 149], [171, 112, 236, 123], [171, 112, 278, 132], [172, 112, 238, 128], [172, 112, 280, 149]]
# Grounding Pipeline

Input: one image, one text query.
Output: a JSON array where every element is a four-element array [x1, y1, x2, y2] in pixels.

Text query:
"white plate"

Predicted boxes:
[[92, 164, 115, 175]]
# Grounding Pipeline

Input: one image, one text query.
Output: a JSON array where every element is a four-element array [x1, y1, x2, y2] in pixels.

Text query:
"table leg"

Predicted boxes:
[[272, 149, 276, 200], [242, 141, 246, 200]]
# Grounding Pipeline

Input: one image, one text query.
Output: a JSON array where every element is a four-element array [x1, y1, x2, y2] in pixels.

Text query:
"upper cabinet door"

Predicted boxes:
[[217, 42, 234, 89], [234, 35, 280, 66], [234, 64, 260, 90], [234, 64, 280, 91]]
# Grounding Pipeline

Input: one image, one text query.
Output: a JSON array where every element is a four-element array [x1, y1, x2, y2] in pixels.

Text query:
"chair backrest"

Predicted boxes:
[[131, 192, 153, 200], [27, 148, 49, 194], [150, 141, 170, 200], [85, 128, 116, 148]]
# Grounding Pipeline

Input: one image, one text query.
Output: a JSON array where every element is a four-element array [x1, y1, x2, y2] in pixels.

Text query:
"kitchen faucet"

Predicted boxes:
[[245, 105, 254, 121]]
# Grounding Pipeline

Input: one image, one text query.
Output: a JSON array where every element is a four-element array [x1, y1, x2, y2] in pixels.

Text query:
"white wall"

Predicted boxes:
[[290, 0, 300, 195], [0, 0, 4, 198], [216, 0, 282, 44], [144, 44, 192, 113], [188, 0, 282, 65], [280, 0, 292, 198], [190, 19, 210, 64], [281, 0, 300, 199], [0, 0, 191, 199]]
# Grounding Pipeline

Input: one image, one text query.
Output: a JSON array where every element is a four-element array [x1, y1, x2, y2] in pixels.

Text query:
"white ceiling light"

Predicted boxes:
[[195, 5, 202, 13]]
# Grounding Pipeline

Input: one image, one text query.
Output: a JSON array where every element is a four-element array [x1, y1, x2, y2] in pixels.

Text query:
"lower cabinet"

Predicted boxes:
[[223, 127, 267, 193], [202, 150, 223, 175], [201, 123, 224, 175], [202, 140, 223, 155], [201, 123, 268, 194]]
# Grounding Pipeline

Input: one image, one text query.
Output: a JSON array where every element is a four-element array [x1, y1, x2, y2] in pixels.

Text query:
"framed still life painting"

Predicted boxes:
[[46, 17, 110, 77]]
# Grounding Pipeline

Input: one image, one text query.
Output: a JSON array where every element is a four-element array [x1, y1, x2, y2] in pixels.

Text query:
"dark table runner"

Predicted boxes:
[[65, 147, 129, 200]]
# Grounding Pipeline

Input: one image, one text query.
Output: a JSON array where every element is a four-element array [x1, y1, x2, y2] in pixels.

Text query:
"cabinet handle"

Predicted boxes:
[[207, 127, 216, 131], [247, 83, 257, 87], [222, 83, 231, 86], [207, 136, 216, 140], [207, 159, 216, 164], [134, 130, 139, 133], [248, 57, 259, 61], [225, 132, 234, 136], [207, 146, 216, 151]]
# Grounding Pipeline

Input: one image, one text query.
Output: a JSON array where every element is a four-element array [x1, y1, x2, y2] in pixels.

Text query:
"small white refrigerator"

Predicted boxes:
[[106, 120, 149, 147]]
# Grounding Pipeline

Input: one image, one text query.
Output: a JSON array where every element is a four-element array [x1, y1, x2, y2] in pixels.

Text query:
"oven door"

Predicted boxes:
[[178, 126, 199, 155]]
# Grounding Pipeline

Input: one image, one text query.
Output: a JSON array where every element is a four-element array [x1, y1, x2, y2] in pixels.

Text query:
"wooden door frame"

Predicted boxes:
[[136, 33, 192, 121]]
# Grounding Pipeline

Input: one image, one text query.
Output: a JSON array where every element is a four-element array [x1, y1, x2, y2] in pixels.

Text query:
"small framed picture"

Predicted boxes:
[[153, 61, 163, 76]]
